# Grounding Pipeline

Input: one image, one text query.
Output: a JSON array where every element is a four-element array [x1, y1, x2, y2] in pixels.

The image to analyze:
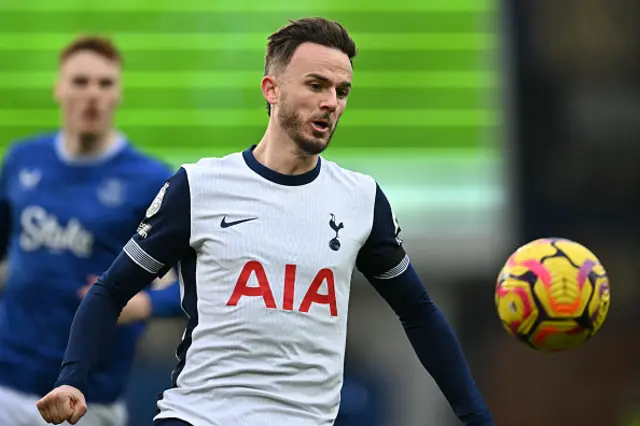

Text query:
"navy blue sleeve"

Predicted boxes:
[[357, 184, 494, 425], [55, 167, 191, 392], [0, 149, 13, 261], [138, 163, 183, 318], [356, 184, 407, 278], [147, 280, 184, 317]]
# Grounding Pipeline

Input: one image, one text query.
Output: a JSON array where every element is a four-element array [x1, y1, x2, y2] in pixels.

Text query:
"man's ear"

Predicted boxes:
[[261, 75, 279, 111]]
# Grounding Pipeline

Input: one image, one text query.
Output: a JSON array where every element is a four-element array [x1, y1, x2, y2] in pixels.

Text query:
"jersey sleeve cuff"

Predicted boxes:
[[372, 254, 410, 280], [123, 239, 165, 274]]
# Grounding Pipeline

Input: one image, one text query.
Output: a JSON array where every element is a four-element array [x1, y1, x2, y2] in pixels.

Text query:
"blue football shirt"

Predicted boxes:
[[0, 132, 174, 403]]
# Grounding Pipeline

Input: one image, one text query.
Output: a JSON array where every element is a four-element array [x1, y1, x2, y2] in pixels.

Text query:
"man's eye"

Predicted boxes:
[[72, 77, 89, 86]]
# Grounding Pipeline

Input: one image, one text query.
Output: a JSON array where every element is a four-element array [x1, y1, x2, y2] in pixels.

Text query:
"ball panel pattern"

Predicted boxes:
[[495, 238, 610, 351]]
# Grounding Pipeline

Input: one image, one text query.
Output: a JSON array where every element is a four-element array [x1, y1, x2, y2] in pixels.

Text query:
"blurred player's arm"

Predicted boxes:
[[356, 183, 494, 426], [117, 277, 184, 324], [81, 270, 183, 324], [54, 167, 191, 393]]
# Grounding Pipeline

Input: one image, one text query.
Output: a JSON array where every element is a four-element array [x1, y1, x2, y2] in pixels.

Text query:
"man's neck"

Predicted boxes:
[[253, 124, 318, 176], [61, 129, 117, 158]]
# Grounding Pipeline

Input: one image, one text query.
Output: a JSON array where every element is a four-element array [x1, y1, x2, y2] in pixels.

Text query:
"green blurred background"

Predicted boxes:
[[0, 0, 503, 244]]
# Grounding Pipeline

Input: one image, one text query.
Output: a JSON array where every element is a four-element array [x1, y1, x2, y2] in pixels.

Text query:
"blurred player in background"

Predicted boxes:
[[38, 18, 494, 426], [0, 36, 183, 426]]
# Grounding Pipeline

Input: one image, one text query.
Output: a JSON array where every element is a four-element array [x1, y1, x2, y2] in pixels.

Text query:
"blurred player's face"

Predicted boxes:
[[54, 51, 121, 139], [266, 43, 352, 156]]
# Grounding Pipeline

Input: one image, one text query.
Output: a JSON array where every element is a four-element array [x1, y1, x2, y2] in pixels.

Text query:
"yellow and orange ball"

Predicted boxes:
[[495, 238, 610, 351]]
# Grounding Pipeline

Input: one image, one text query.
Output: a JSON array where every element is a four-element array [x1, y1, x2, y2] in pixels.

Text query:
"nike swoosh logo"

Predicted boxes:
[[220, 216, 257, 228]]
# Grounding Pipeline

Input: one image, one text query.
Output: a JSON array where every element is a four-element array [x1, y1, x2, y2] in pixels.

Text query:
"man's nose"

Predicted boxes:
[[85, 82, 101, 98], [319, 90, 338, 111]]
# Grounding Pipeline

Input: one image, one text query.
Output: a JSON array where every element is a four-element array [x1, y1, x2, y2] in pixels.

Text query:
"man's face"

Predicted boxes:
[[54, 51, 121, 138], [268, 42, 353, 156]]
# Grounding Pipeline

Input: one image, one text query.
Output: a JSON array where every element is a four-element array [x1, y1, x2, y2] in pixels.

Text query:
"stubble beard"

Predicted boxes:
[[276, 100, 336, 156]]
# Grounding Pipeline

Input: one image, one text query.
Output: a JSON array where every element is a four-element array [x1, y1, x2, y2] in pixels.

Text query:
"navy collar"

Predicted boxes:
[[242, 145, 321, 186]]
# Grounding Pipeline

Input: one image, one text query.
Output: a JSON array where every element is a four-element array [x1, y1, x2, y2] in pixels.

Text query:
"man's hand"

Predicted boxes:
[[36, 385, 87, 425]]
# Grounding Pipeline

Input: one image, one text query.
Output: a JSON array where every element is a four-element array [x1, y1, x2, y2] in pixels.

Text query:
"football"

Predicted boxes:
[[495, 238, 611, 351]]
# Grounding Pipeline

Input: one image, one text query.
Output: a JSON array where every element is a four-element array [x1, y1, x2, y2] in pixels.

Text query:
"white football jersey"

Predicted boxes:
[[127, 146, 408, 426]]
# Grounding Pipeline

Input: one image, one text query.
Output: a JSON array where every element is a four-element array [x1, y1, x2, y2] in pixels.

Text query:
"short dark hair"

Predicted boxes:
[[264, 17, 357, 115], [59, 35, 123, 66]]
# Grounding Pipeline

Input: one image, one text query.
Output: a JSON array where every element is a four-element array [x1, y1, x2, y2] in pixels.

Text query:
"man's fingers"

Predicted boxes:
[[37, 386, 87, 425], [55, 394, 75, 424], [51, 400, 63, 424], [37, 405, 52, 424], [36, 395, 56, 423], [36, 393, 74, 425], [68, 402, 88, 425]]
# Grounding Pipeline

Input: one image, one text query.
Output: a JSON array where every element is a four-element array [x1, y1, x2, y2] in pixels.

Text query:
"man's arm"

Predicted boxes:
[[54, 167, 191, 393], [356, 183, 494, 426], [141, 267, 184, 319], [116, 280, 184, 324], [147, 279, 184, 317], [80, 272, 184, 324]]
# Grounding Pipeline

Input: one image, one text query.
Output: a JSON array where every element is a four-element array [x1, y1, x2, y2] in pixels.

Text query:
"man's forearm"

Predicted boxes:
[[116, 281, 183, 325], [400, 299, 493, 424], [368, 265, 494, 425], [56, 250, 159, 391], [148, 281, 183, 317], [55, 283, 123, 392]]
